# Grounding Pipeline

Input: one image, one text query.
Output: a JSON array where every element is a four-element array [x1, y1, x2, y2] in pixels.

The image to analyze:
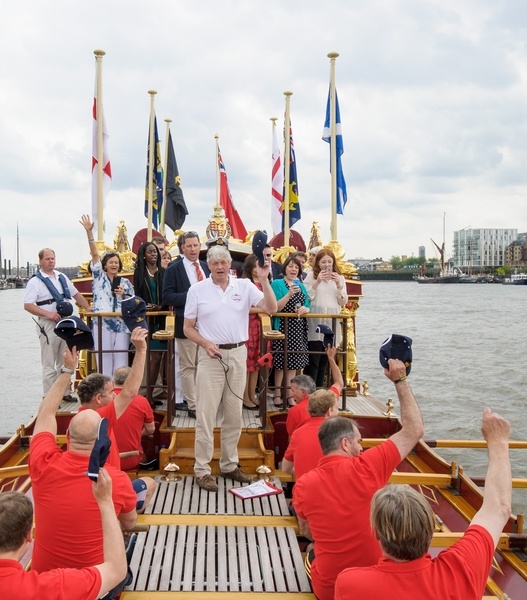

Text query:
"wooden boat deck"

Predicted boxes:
[[125, 475, 311, 597]]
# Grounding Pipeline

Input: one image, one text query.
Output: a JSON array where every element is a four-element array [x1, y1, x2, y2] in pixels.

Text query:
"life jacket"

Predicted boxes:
[[35, 271, 72, 302]]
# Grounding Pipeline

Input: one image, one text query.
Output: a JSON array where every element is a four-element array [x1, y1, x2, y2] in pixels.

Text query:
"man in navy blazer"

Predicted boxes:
[[163, 232, 210, 418]]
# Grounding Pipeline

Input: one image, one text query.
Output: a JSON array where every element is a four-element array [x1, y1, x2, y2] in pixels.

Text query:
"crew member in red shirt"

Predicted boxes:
[[335, 408, 511, 600], [286, 345, 343, 437], [0, 469, 127, 600], [29, 345, 137, 599], [294, 359, 424, 600], [77, 328, 156, 510], [112, 366, 155, 471], [282, 389, 339, 481]]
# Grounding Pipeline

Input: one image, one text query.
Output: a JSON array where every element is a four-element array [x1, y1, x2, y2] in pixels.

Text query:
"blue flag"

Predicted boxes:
[[282, 125, 301, 229], [323, 88, 347, 214], [144, 116, 164, 228]]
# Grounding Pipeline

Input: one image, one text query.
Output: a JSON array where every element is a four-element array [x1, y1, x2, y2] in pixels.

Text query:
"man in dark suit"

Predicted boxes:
[[163, 232, 210, 418]]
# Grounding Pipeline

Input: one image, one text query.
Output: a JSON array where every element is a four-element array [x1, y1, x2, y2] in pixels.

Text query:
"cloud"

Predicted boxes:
[[0, 0, 525, 268]]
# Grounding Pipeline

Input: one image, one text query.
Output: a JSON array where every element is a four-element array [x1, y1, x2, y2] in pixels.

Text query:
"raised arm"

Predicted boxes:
[[80, 214, 100, 263], [471, 408, 512, 545], [326, 345, 344, 395], [113, 328, 148, 418], [92, 468, 128, 597], [256, 263, 277, 314], [385, 359, 424, 459], [34, 346, 79, 436]]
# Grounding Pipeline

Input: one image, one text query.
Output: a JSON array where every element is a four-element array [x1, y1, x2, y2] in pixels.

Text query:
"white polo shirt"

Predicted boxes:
[[24, 270, 79, 315], [185, 276, 263, 345]]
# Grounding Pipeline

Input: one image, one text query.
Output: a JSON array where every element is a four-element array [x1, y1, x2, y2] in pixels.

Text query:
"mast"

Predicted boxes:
[[16, 223, 20, 278], [328, 52, 339, 241], [93, 49, 105, 240], [160, 118, 172, 235], [146, 90, 157, 242], [283, 91, 293, 247]]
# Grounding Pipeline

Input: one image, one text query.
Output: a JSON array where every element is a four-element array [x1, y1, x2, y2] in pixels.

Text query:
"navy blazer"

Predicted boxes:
[[163, 258, 210, 338]]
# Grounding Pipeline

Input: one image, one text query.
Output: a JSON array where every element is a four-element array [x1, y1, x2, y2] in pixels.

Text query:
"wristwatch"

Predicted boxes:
[[60, 366, 75, 375]]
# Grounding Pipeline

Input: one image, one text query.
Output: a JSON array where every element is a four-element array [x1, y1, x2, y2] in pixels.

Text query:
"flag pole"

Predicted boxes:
[[160, 118, 172, 235], [283, 91, 293, 247], [94, 49, 105, 241], [214, 133, 220, 207], [328, 51, 339, 241], [270, 116, 279, 236], [147, 90, 157, 242]]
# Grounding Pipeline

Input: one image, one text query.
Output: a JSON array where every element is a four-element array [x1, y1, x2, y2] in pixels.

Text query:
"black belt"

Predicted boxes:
[[36, 298, 56, 306], [217, 341, 245, 350]]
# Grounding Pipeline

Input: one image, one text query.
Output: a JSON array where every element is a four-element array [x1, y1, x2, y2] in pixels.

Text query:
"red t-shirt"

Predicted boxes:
[[286, 386, 339, 437], [286, 396, 310, 436], [78, 402, 120, 469], [112, 388, 154, 471], [335, 525, 494, 600], [294, 440, 402, 600], [284, 416, 325, 480], [29, 431, 136, 572], [0, 559, 101, 600]]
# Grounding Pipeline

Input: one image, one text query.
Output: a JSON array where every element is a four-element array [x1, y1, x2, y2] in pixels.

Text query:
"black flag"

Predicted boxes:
[[164, 130, 188, 232]]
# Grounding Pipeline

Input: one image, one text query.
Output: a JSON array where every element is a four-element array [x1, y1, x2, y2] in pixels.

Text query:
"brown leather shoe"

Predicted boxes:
[[220, 467, 252, 483], [195, 474, 218, 492]]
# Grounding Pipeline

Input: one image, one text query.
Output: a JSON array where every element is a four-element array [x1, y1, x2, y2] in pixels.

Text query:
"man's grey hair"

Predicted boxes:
[[207, 246, 232, 264], [291, 374, 316, 396]]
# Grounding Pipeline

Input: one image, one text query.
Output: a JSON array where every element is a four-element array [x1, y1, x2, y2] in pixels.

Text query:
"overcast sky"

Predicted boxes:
[[1, 0, 526, 269]]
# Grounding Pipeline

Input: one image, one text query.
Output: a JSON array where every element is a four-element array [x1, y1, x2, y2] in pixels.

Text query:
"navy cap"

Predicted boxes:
[[315, 324, 335, 349], [252, 230, 268, 267], [379, 334, 412, 375], [121, 296, 148, 332], [56, 300, 74, 318], [87, 417, 111, 482], [54, 316, 94, 350]]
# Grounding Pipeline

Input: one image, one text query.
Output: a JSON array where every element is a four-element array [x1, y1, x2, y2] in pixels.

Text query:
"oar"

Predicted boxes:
[[424, 440, 527, 449]]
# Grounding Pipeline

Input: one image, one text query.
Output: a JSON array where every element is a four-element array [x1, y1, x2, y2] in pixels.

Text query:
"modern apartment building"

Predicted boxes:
[[452, 228, 517, 270]]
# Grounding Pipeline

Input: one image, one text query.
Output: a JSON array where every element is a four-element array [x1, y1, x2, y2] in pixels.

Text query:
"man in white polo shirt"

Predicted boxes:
[[184, 245, 277, 492]]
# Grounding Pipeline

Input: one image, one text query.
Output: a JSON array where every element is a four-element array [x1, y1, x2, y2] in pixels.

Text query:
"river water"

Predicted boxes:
[[1, 284, 526, 514]]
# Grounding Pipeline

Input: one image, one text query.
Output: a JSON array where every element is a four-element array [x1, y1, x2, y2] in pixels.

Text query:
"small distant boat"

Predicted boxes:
[[414, 214, 461, 283], [503, 273, 527, 286]]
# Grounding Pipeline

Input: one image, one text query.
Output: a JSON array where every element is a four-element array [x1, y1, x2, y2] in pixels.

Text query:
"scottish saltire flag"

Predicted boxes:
[[271, 124, 283, 235], [144, 116, 164, 229], [91, 79, 111, 224], [323, 88, 347, 214], [164, 130, 188, 232], [218, 146, 248, 240], [282, 125, 301, 229]]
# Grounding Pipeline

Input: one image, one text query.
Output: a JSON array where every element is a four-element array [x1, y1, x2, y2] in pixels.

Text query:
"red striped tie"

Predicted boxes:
[[193, 262, 204, 282]]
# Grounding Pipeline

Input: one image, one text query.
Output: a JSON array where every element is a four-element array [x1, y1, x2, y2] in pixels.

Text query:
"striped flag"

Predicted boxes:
[[271, 123, 283, 235], [218, 146, 248, 241], [91, 75, 111, 224], [323, 87, 347, 214]]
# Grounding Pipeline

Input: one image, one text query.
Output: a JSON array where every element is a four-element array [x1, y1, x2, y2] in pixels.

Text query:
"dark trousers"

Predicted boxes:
[[304, 341, 328, 387]]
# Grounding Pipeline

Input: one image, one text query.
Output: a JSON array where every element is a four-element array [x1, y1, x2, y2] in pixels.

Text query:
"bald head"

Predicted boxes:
[[68, 410, 101, 452]]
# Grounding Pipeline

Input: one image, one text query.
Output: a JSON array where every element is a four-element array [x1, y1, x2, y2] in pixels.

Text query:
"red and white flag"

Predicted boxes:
[[91, 74, 111, 224], [271, 122, 283, 235], [218, 146, 248, 241]]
